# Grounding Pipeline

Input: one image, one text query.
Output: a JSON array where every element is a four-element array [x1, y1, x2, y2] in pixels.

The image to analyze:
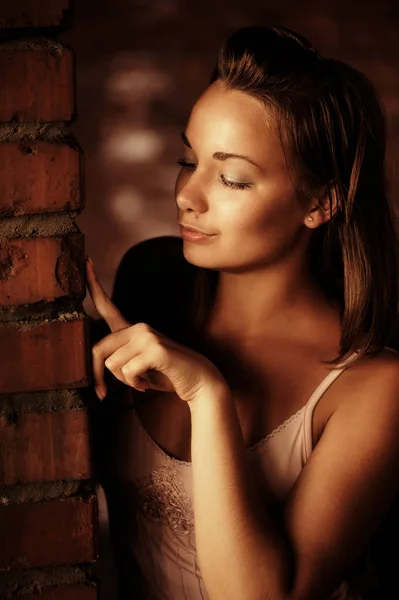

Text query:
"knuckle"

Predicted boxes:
[[134, 322, 151, 333], [121, 365, 133, 384]]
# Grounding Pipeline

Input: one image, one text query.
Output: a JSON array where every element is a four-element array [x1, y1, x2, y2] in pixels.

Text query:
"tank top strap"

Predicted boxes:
[[302, 350, 359, 459], [302, 346, 398, 459]]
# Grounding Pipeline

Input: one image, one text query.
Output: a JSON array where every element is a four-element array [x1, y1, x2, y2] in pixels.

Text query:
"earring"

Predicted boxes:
[[307, 216, 313, 222]]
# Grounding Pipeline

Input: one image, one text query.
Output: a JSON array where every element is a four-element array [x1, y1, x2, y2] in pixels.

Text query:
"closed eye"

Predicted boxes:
[[177, 160, 252, 191], [220, 174, 251, 191]]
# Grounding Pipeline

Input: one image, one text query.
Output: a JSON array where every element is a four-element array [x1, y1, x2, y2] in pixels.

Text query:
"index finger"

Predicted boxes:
[[86, 257, 130, 332]]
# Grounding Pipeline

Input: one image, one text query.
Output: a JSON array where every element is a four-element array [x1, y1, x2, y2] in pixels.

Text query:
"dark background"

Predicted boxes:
[[61, 2, 399, 597]]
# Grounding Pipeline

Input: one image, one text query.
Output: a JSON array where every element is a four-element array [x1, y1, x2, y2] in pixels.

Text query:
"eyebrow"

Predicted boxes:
[[181, 132, 262, 171]]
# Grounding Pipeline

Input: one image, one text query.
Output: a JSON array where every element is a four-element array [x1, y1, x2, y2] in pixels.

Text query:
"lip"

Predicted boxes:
[[180, 227, 216, 242], [179, 222, 216, 235]]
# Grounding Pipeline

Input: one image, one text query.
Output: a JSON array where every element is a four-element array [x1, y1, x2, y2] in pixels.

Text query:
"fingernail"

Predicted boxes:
[[95, 386, 106, 401], [86, 257, 93, 267]]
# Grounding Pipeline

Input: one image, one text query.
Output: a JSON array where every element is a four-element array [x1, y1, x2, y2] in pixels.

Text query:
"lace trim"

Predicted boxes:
[[133, 404, 306, 464], [247, 405, 306, 453], [134, 465, 195, 537]]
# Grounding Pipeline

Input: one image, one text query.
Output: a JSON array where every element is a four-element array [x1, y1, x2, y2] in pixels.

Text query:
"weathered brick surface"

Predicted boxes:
[[0, 409, 91, 485], [0, 319, 89, 394], [0, 1, 71, 29], [0, 2, 97, 595], [18, 586, 97, 600], [0, 234, 85, 307], [0, 49, 74, 122], [0, 496, 98, 570], [0, 142, 83, 217]]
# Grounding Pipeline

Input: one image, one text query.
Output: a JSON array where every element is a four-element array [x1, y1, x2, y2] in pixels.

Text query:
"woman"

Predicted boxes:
[[88, 25, 399, 600]]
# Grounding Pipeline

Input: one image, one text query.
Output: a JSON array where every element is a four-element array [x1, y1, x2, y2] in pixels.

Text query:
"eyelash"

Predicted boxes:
[[176, 160, 251, 191]]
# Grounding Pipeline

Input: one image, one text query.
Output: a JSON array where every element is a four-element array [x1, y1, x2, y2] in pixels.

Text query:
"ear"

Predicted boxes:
[[304, 183, 339, 229]]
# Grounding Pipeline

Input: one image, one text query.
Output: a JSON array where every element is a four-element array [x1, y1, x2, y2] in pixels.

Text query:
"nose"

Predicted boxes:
[[175, 168, 208, 214]]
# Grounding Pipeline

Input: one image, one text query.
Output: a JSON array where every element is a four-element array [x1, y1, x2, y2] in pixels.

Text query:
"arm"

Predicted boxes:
[[188, 355, 399, 600]]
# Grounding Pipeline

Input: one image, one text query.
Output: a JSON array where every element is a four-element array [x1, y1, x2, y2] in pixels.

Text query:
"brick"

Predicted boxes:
[[0, 234, 85, 306], [0, 409, 91, 485], [0, 49, 74, 122], [0, 319, 89, 394], [0, 142, 83, 217], [0, 2, 71, 29], [0, 496, 98, 570], [17, 586, 97, 600]]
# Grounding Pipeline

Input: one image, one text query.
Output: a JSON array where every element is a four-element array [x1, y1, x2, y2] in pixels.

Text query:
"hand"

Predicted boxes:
[[85, 257, 228, 403]]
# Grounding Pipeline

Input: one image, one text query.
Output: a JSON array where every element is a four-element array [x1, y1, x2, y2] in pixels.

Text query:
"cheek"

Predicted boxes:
[[220, 188, 298, 239], [217, 185, 304, 265]]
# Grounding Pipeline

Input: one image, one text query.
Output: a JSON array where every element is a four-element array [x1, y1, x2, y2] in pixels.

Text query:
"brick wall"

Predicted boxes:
[[0, 3, 98, 599]]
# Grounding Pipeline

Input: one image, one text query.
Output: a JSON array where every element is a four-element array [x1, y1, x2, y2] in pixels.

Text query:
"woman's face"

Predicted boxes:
[[175, 80, 311, 273]]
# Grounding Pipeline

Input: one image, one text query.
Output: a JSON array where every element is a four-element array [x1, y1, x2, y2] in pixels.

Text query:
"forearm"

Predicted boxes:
[[189, 390, 292, 600]]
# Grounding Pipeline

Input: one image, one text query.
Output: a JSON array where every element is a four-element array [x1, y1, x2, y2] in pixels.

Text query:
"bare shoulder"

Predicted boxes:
[[328, 347, 399, 442], [343, 347, 399, 396]]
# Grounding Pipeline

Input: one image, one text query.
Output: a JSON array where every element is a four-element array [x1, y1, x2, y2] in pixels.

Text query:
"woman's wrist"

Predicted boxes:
[[188, 381, 233, 416]]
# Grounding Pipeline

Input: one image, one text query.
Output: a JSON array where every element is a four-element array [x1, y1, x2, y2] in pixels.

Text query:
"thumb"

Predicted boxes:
[[85, 257, 130, 332]]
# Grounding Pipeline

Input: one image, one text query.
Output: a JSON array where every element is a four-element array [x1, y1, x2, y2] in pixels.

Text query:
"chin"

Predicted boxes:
[[182, 244, 244, 273], [182, 242, 222, 269]]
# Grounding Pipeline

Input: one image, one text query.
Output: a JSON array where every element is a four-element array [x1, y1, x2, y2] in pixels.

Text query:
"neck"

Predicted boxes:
[[203, 260, 341, 349]]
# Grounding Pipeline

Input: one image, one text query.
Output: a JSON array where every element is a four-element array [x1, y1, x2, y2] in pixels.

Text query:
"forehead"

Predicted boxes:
[[186, 80, 285, 165]]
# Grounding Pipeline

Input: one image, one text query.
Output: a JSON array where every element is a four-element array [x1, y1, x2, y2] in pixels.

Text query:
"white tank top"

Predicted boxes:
[[109, 348, 396, 599]]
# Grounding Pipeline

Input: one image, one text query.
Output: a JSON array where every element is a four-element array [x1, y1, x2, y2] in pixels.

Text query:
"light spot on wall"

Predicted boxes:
[[101, 128, 164, 163], [105, 53, 172, 103], [109, 186, 146, 224]]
